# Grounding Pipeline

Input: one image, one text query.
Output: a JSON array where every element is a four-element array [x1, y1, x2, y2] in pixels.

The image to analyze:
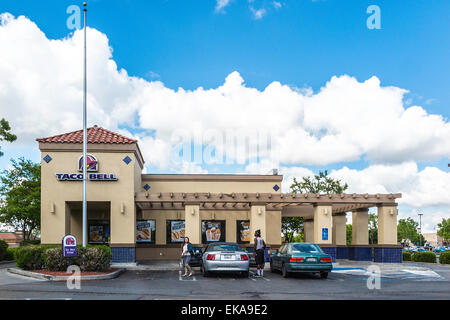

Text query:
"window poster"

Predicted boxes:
[[237, 220, 251, 243], [170, 220, 186, 243], [136, 220, 156, 243], [88, 221, 110, 244], [202, 221, 226, 243]]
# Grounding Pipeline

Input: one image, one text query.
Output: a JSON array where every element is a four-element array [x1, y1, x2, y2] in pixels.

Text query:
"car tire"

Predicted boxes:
[[282, 264, 289, 278], [320, 272, 328, 279], [201, 264, 210, 277], [241, 271, 249, 278]]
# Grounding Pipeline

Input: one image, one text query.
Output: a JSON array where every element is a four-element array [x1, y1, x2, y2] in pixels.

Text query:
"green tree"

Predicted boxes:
[[368, 213, 378, 244], [397, 218, 425, 245], [282, 217, 304, 242], [0, 118, 17, 157], [283, 171, 349, 242], [290, 170, 349, 194], [437, 218, 450, 244], [346, 224, 352, 245], [0, 158, 41, 240]]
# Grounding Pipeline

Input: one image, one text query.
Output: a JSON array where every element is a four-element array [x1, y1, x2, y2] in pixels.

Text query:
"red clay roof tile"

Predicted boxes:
[[36, 126, 137, 144]]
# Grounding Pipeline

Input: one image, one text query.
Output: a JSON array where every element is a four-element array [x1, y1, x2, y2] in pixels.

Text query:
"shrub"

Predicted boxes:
[[43, 245, 111, 272], [411, 251, 436, 263], [439, 250, 450, 264], [14, 245, 45, 270], [0, 240, 8, 261], [402, 251, 412, 261], [5, 248, 17, 261], [75, 245, 111, 272], [20, 239, 41, 247], [44, 248, 68, 271]]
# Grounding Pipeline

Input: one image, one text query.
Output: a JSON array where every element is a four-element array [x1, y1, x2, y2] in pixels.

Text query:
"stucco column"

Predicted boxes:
[[304, 220, 314, 243], [332, 214, 347, 245], [110, 199, 136, 246], [352, 208, 369, 245], [378, 205, 398, 245], [185, 204, 201, 245], [250, 205, 266, 241], [313, 205, 333, 244]]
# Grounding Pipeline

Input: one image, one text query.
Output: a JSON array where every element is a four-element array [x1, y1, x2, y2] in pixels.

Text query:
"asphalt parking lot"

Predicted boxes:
[[0, 261, 449, 300]]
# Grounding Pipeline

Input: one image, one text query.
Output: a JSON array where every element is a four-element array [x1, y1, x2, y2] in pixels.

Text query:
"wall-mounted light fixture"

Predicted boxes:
[[121, 203, 125, 214], [50, 202, 55, 214], [258, 208, 263, 215], [191, 208, 196, 216], [323, 208, 329, 216], [389, 208, 394, 215]]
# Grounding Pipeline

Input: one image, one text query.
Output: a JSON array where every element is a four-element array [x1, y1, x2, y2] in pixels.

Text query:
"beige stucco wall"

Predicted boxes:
[[40, 150, 138, 245], [352, 209, 369, 245], [377, 205, 398, 245], [313, 205, 333, 244], [304, 221, 314, 243], [141, 180, 281, 194], [332, 215, 347, 245]]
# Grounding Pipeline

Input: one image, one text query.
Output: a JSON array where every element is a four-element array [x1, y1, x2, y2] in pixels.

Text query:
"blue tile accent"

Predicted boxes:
[[111, 247, 135, 263], [336, 247, 349, 259], [374, 247, 402, 263], [273, 184, 280, 192], [143, 184, 151, 191], [123, 156, 132, 165], [320, 247, 337, 262], [43, 155, 52, 163], [349, 247, 372, 261]]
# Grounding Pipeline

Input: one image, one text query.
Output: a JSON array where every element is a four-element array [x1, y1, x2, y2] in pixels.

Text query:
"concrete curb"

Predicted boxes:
[[0, 260, 15, 266], [6, 267, 125, 281]]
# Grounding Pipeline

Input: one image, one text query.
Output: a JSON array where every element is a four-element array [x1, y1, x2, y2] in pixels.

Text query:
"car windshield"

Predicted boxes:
[[290, 243, 322, 254], [208, 244, 242, 252]]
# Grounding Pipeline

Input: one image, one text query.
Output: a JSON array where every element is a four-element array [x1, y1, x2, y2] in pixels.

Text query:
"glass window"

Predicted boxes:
[[236, 220, 251, 244], [166, 220, 186, 243], [207, 244, 243, 252], [202, 221, 226, 244], [136, 220, 156, 243], [290, 243, 323, 254], [88, 220, 110, 244]]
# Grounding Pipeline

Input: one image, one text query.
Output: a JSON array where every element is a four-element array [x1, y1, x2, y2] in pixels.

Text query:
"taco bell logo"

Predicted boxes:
[[66, 237, 75, 245], [78, 154, 98, 172]]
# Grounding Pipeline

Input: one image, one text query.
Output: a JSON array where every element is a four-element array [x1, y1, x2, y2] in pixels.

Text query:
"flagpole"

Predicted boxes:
[[82, 2, 88, 248]]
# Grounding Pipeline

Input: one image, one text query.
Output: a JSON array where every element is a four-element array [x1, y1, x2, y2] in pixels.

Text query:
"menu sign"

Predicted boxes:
[[238, 221, 251, 243], [136, 220, 156, 243], [171, 221, 186, 243], [88, 222, 110, 244]]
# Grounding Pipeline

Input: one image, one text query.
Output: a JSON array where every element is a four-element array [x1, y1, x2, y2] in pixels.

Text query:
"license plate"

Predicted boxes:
[[307, 258, 316, 262], [223, 255, 235, 260]]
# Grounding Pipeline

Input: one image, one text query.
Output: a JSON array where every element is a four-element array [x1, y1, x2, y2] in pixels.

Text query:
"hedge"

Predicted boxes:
[[411, 251, 437, 263], [20, 240, 41, 247], [402, 251, 412, 261], [439, 250, 450, 264], [15, 244, 111, 271], [5, 248, 17, 261], [0, 240, 8, 261]]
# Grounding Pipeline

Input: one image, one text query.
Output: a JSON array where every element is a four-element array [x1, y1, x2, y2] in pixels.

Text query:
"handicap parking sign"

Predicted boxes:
[[322, 228, 328, 241]]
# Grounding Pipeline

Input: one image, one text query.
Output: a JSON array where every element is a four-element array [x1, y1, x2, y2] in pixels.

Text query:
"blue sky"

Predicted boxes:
[[0, 0, 449, 231], [1, 0, 449, 115]]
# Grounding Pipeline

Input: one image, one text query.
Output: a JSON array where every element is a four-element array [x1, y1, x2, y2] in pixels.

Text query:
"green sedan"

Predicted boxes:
[[270, 243, 333, 279]]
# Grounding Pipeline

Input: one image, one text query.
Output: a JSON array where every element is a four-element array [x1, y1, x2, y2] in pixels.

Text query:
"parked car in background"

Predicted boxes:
[[270, 243, 333, 279], [188, 247, 204, 267], [200, 242, 250, 277]]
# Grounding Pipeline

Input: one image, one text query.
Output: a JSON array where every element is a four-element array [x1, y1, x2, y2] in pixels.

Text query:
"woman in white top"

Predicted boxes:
[[181, 237, 193, 277]]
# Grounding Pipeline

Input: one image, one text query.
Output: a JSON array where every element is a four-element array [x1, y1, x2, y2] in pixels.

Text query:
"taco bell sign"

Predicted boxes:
[[62, 235, 77, 258]]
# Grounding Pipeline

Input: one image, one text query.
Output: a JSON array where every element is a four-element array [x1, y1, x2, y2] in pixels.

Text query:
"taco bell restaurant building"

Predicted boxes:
[[37, 126, 403, 264]]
